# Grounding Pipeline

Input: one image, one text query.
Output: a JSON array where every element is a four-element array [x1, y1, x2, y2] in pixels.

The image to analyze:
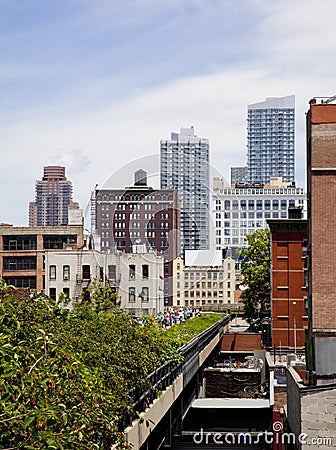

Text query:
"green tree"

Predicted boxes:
[[240, 228, 270, 329], [0, 280, 226, 449], [0, 282, 125, 449]]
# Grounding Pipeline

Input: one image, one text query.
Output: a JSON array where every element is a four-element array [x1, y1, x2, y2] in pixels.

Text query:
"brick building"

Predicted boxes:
[[94, 170, 180, 306], [0, 223, 84, 291], [306, 98, 336, 379], [284, 99, 336, 448], [268, 214, 308, 348]]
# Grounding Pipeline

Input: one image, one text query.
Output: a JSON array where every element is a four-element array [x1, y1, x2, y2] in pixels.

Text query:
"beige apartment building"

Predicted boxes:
[[173, 255, 236, 308]]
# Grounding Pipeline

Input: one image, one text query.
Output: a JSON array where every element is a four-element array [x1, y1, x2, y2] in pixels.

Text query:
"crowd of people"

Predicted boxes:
[[132, 307, 201, 327], [155, 307, 201, 328]]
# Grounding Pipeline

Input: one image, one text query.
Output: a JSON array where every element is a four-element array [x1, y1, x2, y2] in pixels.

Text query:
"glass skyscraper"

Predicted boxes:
[[247, 95, 295, 184], [160, 127, 210, 252]]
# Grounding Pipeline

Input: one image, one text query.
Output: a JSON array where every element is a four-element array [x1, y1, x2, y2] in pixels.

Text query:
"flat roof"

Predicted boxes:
[[191, 398, 270, 409]]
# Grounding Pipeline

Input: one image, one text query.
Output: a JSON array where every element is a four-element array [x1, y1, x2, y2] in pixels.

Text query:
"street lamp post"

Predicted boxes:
[[293, 301, 297, 356]]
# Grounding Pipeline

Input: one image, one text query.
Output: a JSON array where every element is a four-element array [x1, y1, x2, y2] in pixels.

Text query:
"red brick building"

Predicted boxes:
[[268, 217, 308, 348], [306, 99, 336, 378], [0, 224, 84, 291]]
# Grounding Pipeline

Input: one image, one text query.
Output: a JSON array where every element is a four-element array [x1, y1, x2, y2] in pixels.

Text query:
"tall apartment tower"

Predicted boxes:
[[160, 127, 210, 253], [29, 166, 74, 227], [247, 95, 295, 184], [231, 166, 248, 185], [306, 98, 336, 380]]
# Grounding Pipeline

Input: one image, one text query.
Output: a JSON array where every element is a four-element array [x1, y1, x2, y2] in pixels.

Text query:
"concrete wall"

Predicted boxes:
[[301, 387, 336, 448], [287, 367, 303, 438], [124, 374, 184, 450], [287, 367, 336, 449]]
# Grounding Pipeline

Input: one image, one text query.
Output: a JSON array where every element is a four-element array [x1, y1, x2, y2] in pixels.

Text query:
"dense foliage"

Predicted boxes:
[[0, 282, 223, 449], [165, 313, 225, 346], [240, 228, 271, 329]]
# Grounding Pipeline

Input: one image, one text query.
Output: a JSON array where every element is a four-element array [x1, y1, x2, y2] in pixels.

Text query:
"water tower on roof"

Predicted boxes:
[[134, 169, 147, 187]]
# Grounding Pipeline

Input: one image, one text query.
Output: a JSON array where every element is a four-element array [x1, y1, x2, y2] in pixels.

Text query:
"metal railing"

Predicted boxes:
[[119, 314, 232, 430]]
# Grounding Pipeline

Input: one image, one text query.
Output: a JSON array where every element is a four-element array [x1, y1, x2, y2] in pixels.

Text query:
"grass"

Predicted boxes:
[[164, 313, 226, 347]]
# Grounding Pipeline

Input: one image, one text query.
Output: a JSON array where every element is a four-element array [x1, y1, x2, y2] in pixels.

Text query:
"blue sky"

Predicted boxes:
[[1, 0, 336, 224]]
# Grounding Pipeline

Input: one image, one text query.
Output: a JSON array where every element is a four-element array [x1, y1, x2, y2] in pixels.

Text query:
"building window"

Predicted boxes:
[[63, 265, 70, 281], [3, 257, 36, 271], [108, 265, 116, 280], [281, 199, 287, 210], [49, 265, 56, 280], [82, 265, 91, 280], [49, 288, 56, 300], [63, 287, 70, 298], [3, 276, 36, 289], [129, 287, 136, 302], [129, 264, 136, 279], [141, 287, 149, 302], [142, 265, 149, 279], [3, 235, 37, 251], [43, 235, 76, 249]]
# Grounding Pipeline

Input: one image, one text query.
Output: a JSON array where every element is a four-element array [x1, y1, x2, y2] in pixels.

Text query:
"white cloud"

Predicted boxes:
[[46, 149, 91, 175], [1, 0, 336, 225]]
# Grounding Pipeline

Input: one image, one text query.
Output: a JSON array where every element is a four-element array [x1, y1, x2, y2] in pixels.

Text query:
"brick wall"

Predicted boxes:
[[270, 225, 307, 348], [308, 113, 336, 332]]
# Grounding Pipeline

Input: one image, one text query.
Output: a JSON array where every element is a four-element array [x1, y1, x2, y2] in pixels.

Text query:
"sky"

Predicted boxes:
[[1, 0, 336, 225]]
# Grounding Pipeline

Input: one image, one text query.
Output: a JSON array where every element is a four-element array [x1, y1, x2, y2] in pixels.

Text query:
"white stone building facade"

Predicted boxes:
[[45, 245, 164, 316], [213, 177, 306, 249]]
